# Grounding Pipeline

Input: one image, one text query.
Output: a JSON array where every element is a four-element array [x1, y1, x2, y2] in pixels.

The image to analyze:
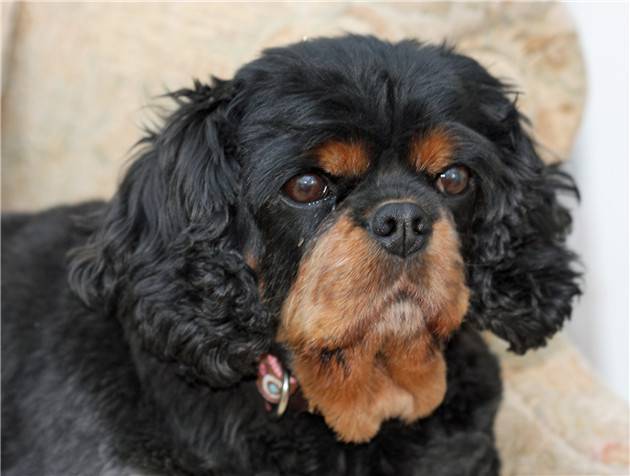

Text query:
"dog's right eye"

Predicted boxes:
[[283, 173, 328, 203], [435, 165, 470, 195]]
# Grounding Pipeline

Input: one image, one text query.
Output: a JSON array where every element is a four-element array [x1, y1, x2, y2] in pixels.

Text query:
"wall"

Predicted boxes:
[[565, 3, 629, 401]]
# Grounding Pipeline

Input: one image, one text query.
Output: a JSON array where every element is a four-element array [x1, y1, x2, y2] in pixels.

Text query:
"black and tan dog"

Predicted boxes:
[[1, 35, 580, 475]]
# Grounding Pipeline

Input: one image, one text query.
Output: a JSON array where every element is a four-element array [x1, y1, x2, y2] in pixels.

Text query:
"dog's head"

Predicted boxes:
[[69, 36, 580, 442]]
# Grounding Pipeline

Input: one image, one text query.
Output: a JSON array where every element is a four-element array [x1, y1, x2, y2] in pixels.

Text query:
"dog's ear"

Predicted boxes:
[[465, 94, 581, 354], [69, 78, 273, 387]]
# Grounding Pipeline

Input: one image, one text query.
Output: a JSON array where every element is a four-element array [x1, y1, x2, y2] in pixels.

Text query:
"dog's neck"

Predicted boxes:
[[128, 340, 316, 471]]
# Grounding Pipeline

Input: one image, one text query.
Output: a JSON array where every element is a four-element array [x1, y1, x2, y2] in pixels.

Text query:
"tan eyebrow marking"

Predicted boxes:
[[410, 129, 454, 175], [316, 141, 370, 177]]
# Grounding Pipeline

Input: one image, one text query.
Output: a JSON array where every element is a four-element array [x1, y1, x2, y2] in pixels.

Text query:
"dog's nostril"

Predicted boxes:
[[412, 217, 428, 235], [374, 217, 397, 237]]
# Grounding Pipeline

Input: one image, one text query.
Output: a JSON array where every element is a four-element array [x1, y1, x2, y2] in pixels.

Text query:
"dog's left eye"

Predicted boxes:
[[283, 173, 329, 203], [435, 166, 470, 195]]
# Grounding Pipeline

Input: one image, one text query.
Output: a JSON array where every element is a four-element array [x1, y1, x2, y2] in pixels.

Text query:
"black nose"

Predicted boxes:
[[369, 202, 430, 257]]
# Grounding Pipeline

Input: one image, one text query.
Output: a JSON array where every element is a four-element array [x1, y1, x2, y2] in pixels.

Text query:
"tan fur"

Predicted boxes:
[[277, 215, 469, 442], [316, 141, 370, 177], [410, 129, 454, 175], [244, 250, 257, 272]]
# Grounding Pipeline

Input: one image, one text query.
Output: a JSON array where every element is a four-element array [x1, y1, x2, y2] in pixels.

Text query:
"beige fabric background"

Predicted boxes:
[[1, 3, 628, 475]]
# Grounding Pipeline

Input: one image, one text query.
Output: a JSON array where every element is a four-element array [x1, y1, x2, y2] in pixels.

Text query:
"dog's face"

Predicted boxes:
[[235, 50, 480, 439], [70, 36, 580, 443]]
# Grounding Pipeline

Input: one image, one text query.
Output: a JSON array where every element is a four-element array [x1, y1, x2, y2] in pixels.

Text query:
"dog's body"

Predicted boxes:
[[2, 36, 579, 475]]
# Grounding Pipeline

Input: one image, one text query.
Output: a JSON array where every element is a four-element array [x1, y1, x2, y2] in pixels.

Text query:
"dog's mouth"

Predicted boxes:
[[274, 214, 469, 443]]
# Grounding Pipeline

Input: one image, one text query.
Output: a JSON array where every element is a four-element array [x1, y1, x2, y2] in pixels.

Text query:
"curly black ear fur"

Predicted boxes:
[[68, 78, 273, 387], [465, 93, 581, 354]]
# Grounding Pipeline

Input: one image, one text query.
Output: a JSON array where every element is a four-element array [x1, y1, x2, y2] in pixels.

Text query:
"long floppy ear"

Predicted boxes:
[[68, 78, 273, 387], [466, 97, 581, 354]]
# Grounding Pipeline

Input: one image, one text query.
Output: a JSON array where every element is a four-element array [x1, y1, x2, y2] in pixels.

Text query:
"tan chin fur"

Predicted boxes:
[[277, 214, 469, 443]]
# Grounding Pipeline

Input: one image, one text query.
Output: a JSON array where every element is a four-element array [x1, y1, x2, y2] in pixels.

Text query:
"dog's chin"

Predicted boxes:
[[277, 215, 469, 443], [287, 306, 451, 444]]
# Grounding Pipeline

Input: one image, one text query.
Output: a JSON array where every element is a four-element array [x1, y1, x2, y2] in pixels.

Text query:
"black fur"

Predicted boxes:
[[2, 35, 580, 475]]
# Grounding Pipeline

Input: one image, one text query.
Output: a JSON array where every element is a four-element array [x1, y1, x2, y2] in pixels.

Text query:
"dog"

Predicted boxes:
[[1, 35, 580, 475]]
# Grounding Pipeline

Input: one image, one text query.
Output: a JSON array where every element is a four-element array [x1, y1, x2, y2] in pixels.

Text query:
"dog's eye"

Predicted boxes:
[[435, 166, 470, 195], [283, 173, 328, 203]]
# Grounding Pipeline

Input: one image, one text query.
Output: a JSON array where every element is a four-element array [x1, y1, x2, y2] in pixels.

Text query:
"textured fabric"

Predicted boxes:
[[487, 333, 629, 475]]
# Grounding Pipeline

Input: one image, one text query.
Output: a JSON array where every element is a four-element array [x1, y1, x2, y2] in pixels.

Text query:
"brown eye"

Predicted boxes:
[[283, 173, 328, 203], [436, 166, 470, 195]]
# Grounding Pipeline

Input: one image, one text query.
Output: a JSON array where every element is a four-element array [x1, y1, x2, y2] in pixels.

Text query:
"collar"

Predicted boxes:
[[256, 353, 307, 416]]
